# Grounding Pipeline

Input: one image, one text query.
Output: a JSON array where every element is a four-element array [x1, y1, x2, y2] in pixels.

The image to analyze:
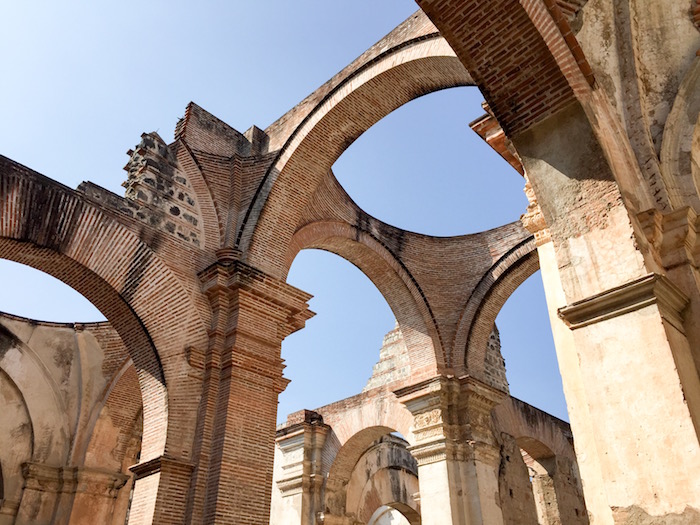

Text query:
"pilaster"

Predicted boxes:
[[554, 272, 700, 521], [191, 254, 313, 525], [275, 410, 330, 525], [128, 455, 195, 525]]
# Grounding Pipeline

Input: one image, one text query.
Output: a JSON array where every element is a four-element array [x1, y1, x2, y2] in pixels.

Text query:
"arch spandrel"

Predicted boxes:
[[0, 156, 209, 461], [240, 36, 474, 278], [287, 167, 536, 379], [455, 235, 539, 381]]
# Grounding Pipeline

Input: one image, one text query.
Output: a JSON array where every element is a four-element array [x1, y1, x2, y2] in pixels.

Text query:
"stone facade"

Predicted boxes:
[[1, 1, 699, 523]]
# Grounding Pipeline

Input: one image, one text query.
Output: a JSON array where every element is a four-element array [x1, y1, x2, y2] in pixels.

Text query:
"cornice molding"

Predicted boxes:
[[558, 273, 688, 331]]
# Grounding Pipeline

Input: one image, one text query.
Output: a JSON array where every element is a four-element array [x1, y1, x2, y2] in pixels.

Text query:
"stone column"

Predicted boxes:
[[274, 410, 330, 525], [517, 104, 700, 523], [395, 377, 505, 525], [192, 256, 313, 525]]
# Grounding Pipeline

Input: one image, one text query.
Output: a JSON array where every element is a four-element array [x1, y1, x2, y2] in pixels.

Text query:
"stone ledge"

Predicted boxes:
[[558, 273, 688, 331]]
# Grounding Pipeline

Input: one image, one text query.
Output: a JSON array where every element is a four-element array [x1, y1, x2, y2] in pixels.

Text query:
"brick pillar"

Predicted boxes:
[[192, 256, 313, 525], [274, 410, 329, 525], [396, 377, 505, 525], [127, 456, 194, 525]]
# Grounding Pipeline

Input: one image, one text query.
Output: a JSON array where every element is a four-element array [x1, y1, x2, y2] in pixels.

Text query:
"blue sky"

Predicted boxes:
[[0, 1, 567, 421]]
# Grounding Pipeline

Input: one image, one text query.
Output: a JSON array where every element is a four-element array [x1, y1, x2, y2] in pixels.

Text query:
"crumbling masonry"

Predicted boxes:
[[1, 1, 699, 523]]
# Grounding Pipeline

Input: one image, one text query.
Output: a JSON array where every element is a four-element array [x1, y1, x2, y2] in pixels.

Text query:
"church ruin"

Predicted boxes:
[[1, 1, 699, 523]]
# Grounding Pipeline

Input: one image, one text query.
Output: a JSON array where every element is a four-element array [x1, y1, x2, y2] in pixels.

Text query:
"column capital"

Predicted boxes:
[[129, 454, 195, 481], [22, 463, 129, 497], [198, 259, 314, 340], [558, 273, 689, 332], [395, 376, 506, 465]]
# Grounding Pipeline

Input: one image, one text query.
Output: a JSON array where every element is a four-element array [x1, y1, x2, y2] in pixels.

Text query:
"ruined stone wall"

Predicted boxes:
[[272, 326, 584, 525], [0, 313, 141, 525]]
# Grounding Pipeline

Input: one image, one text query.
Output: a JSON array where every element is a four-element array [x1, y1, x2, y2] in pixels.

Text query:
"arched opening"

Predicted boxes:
[[0, 260, 104, 322], [516, 436, 588, 525], [325, 427, 420, 524], [278, 250, 397, 418], [368, 505, 419, 525], [0, 237, 167, 462], [332, 86, 527, 236], [497, 271, 567, 420]]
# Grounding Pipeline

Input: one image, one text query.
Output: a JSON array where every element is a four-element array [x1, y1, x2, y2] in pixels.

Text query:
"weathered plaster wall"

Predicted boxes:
[[0, 313, 141, 525]]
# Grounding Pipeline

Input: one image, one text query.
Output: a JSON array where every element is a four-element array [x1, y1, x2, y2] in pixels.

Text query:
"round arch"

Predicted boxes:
[[324, 425, 418, 521], [369, 505, 420, 525], [241, 36, 474, 277], [0, 161, 209, 461], [288, 220, 444, 378], [453, 235, 539, 379]]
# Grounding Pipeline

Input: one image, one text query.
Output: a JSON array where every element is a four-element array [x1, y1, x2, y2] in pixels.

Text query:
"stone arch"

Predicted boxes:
[[241, 36, 474, 277], [324, 425, 418, 521], [453, 235, 539, 379], [345, 436, 420, 524], [368, 505, 420, 525], [0, 157, 208, 462], [288, 220, 444, 378], [660, 55, 700, 211]]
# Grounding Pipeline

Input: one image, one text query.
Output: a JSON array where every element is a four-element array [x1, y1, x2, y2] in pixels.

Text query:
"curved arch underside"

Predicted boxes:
[[243, 37, 474, 278], [289, 221, 443, 378]]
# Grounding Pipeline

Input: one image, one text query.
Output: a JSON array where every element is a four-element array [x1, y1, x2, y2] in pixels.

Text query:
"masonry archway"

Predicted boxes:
[[324, 427, 418, 523], [287, 223, 443, 382], [0, 161, 210, 462], [242, 35, 474, 277]]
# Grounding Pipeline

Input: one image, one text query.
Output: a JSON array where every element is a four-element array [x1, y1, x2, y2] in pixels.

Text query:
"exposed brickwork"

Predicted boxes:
[[484, 325, 509, 393], [363, 322, 411, 391], [2, 2, 698, 522], [415, 0, 590, 137]]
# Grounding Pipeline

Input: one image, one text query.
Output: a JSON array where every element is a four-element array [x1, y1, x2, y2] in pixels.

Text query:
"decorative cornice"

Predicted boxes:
[[558, 273, 689, 332], [198, 259, 314, 336], [129, 455, 195, 481], [22, 463, 129, 497]]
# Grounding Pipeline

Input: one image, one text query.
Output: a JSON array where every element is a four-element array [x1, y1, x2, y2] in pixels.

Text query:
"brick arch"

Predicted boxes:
[[288, 220, 444, 379], [454, 236, 539, 379], [240, 36, 474, 277], [0, 157, 208, 462], [660, 56, 700, 211], [493, 399, 577, 466]]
